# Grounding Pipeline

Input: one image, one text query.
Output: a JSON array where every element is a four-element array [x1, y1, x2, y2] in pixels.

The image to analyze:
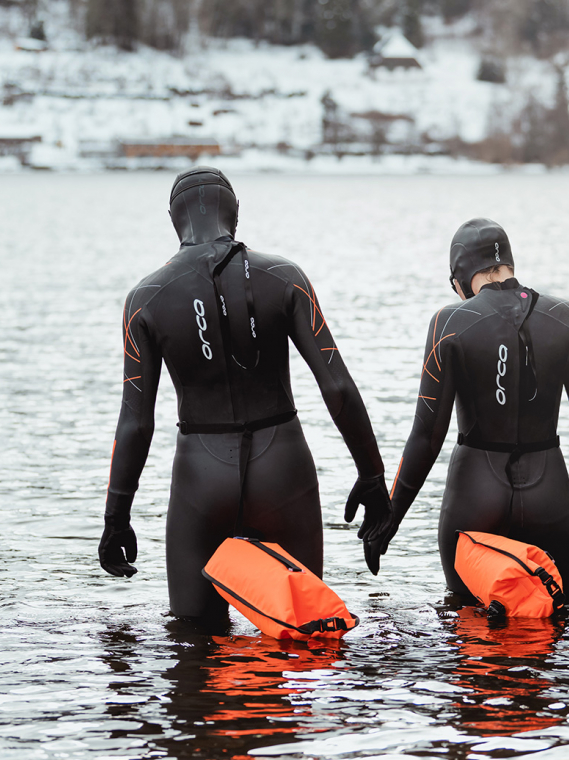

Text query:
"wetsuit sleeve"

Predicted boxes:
[[106, 297, 162, 517], [390, 309, 456, 523], [286, 272, 383, 478]]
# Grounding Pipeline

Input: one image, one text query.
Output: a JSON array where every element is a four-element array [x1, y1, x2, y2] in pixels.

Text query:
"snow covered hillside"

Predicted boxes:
[[0, 4, 563, 172]]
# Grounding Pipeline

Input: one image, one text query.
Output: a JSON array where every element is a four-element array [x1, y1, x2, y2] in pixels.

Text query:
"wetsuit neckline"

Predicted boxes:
[[181, 235, 234, 247], [480, 277, 520, 292]]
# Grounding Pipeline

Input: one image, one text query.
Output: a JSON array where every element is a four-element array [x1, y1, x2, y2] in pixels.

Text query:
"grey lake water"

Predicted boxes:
[[3, 170, 569, 760]]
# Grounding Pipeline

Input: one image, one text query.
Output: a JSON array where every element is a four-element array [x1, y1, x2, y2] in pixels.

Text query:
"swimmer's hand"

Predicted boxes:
[[99, 515, 138, 578], [344, 474, 394, 575]]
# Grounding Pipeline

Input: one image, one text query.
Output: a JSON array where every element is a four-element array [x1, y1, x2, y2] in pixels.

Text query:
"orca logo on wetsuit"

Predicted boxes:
[[250, 316, 257, 338], [496, 344, 507, 405], [194, 299, 212, 360], [495, 242, 500, 262], [198, 185, 206, 216], [244, 258, 250, 279]]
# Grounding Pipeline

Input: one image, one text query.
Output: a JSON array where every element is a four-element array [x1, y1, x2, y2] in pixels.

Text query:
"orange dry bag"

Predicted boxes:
[[455, 531, 565, 618], [202, 537, 359, 640]]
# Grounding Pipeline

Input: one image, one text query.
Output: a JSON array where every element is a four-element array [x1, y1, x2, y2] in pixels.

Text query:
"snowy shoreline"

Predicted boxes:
[[0, 6, 564, 174], [0, 148, 556, 176]]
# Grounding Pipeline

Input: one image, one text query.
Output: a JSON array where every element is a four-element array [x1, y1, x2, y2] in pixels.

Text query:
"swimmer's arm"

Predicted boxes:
[[390, 312, 456, 527], [286, 277, 383, 478], [286, 272, 394, 573], [106, 306, 162, 518]]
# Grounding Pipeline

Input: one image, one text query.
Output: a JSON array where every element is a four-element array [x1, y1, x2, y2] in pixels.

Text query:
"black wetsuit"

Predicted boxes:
[[107, 238, 384, 617], [391, 278, 569, 593]]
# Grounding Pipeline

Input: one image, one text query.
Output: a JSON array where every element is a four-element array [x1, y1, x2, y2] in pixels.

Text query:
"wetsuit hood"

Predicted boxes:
[[169, 166, 238, 245], [450, 218, 514, 299]]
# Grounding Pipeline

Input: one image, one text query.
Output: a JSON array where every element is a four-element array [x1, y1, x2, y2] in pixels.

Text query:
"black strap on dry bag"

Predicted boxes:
[[535, 566, 566, 611]]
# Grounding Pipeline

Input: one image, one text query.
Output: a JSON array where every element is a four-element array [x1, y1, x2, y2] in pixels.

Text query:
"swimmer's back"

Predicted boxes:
[[123, 242, 335, 426]]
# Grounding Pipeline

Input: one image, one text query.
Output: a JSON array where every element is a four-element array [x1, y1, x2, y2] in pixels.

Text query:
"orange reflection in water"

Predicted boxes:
[[201, 634, 342, 738], [450, 607, 566, 735]]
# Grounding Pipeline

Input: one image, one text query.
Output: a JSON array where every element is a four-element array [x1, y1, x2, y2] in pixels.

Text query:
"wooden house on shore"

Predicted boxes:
[[118, 136, 220, 160]]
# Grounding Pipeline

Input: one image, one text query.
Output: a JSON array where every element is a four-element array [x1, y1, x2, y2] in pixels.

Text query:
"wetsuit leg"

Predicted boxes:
[[166, 417, 322, 619], [508, 448, 569, 587], [439, 446, 569, 594], [438, 445, 514, 594]]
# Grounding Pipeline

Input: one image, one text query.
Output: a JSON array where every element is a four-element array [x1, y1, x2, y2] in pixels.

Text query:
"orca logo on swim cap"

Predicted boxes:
[[496, 343, 507, 405], [198, 184, 206, 216], [495, 242, 500, 262], [194, 298, 212, 360]]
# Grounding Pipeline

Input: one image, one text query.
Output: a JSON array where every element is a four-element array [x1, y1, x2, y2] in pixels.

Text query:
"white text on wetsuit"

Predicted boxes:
[[194, 299, 213, 360], [496, 344, 508, 405]]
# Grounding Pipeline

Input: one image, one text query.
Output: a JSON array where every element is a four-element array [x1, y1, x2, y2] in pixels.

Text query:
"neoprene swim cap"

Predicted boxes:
[[169, 166, 238, 245], [449, 218, 514, 299]]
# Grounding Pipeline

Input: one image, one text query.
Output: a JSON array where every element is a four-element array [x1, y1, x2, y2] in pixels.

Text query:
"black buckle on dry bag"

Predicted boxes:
[[303, 617, 348, 634], [487, 600, 506, 618], [535, 567, 566, 610]]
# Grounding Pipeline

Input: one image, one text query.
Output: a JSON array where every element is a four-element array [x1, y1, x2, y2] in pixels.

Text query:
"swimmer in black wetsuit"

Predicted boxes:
[[378, 218, 569, 593], [99, 166, 392, 621]]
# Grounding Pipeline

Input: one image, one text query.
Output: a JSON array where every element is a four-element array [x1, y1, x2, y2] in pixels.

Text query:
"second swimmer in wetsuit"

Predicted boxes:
[[377, 218, 569, 592], [99, 166, 393, 621]]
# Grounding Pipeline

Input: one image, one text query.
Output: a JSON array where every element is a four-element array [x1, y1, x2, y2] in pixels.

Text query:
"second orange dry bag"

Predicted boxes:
[[455, 531, 565, 617], [203, 537, 359, 640]]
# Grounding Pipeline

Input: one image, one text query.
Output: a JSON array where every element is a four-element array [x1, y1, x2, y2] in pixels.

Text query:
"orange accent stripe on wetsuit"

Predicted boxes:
[[293, 284, 328, 335], [390, 456, 403, 498], [107, 439, 117, 493], [421, 333, 456, 383], [419, 395, 436, 400], [293, 283, 336, 352], [124, 376, 142, 383], [310, 281, 316, 331], [123, 306, 142, 360], [315, 320, 326, 338]]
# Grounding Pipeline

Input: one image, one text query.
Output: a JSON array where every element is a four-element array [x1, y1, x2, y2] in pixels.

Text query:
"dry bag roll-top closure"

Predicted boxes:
[[455, 531, 565, 618]]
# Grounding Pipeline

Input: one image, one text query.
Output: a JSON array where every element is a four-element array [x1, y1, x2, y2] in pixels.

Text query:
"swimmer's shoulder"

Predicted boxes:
[[123, 254, 185, 316], [244, 248, 309, 286], [427, 299, 488, 342], [533, 291, 569, 329]]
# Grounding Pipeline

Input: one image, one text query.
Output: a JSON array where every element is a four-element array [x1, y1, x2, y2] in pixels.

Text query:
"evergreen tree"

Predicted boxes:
[[519, 0, 569, 56], [142, 0, 191, 51], [315, 0, 374, 57], [315, 0, 356, 57], [549, 65, 569, 162], [198, 0, 373, 57], [86, 0, 139, 51], [402, 0, 424, 48], [440, 0, 471, 21]]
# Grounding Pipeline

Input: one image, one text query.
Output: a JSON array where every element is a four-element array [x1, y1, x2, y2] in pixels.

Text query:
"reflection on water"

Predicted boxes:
[[450, 609, 567, 736], [2, 172, 569, 758]]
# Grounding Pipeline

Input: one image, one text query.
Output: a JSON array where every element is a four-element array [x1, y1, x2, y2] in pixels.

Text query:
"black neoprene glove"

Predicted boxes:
[[344, 474, 394, 575], [98, 512, 138, 578]]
